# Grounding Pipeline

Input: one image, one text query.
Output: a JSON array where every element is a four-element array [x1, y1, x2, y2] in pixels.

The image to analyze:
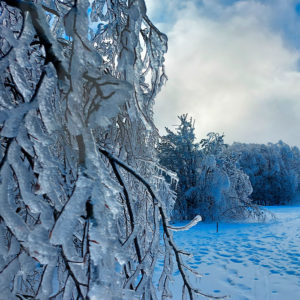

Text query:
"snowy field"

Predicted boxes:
[[156, 206, 300, 300]]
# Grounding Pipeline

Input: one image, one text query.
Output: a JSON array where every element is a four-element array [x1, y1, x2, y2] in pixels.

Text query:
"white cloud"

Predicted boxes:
[[147, 0, 300, 147]]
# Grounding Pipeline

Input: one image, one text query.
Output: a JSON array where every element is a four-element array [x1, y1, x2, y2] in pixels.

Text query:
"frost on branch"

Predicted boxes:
[[0, 0, 214, 299]]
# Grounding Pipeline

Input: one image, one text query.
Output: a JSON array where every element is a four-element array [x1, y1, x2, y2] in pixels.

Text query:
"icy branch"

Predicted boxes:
[[2, 0, 68, 80], [167, 215, 202, 232]]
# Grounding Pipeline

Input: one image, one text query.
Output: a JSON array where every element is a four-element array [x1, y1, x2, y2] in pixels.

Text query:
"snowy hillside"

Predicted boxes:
[[156, 206, 300, 300]]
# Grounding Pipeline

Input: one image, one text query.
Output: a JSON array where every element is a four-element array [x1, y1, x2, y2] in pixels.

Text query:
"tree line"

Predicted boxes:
[[158, 114, 300, 221]]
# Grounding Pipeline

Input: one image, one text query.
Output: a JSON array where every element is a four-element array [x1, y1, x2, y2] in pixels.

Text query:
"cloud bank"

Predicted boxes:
[[146, 0, 300, 147]]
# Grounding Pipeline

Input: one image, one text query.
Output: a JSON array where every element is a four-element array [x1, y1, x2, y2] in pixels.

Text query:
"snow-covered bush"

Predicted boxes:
[[187, 153, 230, 221]]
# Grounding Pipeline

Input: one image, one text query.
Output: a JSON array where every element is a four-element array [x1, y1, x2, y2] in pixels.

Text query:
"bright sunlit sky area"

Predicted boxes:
[[145, 0, 300, 147]]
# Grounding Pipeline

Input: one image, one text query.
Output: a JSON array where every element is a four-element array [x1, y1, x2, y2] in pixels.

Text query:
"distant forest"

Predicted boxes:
[[158, 115, 300, 221]]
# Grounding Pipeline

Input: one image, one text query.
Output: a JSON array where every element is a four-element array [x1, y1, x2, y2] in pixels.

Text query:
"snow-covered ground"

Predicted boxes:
[[156, 206, 300, 300]]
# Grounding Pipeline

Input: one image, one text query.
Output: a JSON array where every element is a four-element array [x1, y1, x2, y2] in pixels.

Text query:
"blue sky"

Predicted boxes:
[[146, 0, 300, 147]]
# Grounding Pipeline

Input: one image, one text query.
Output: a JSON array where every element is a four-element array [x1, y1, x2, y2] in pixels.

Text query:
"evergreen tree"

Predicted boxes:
[[158, 114, 200, 219]]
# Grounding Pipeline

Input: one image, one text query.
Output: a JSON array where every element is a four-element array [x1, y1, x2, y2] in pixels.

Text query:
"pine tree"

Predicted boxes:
[[158, 114, 200, 219]]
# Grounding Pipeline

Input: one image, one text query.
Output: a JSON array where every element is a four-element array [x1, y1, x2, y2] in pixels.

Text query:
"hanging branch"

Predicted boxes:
[[99, 147, 227, 300], [107, 155, 145, 288]]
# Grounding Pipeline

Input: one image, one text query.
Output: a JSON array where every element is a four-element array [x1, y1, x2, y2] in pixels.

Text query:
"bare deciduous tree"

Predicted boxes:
[[0, 1, 224, 299]]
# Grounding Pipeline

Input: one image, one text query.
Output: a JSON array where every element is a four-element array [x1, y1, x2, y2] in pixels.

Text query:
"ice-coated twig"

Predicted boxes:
[[99, 147, 159, 204], [167, 215, 202, 232], [107, 153, 145, 286]]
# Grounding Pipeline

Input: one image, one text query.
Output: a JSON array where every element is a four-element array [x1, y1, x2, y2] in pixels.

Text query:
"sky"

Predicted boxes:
[[145, 0, 300, 147]]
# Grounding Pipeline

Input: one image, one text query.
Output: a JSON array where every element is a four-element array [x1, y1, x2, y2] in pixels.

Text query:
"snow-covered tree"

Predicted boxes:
[[158, 114, 200, 219], [159, 121, 262, 222], [200, 132, 226, 156], [0, 1, 207, 299], [231, 141, 300, 206], [189, 133, 262, 221]]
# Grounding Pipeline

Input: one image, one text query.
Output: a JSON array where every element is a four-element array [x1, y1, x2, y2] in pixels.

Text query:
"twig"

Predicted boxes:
[[167, 215, 202, 232]]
